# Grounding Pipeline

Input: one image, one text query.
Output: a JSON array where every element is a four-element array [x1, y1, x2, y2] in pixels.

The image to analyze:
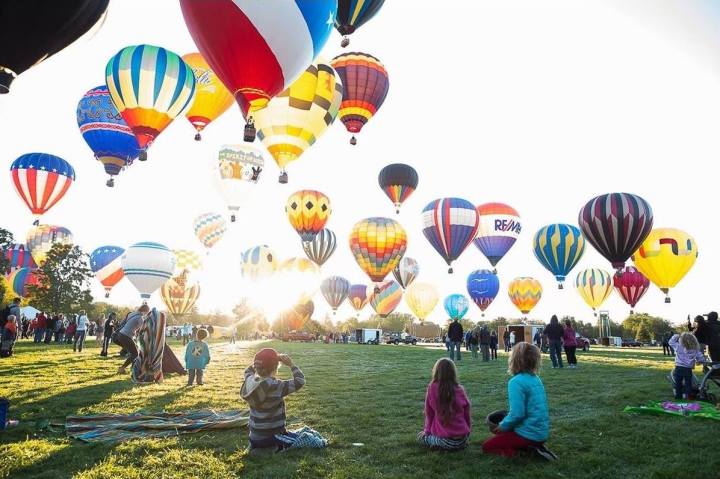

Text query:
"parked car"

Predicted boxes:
[[282, 331, 314, 342], [577, 335, 591, 352], [622, 338, 643, 347], [384, 332, 418, 345]]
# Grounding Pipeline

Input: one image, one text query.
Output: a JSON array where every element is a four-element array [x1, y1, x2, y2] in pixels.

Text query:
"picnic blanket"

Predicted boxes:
[[624, 401, 720, 421], [276, 426, 329, 450], [66, 409, 250, 443]]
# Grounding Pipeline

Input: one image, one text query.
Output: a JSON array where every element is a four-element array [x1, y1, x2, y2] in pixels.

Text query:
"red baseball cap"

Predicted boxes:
[[254, 348, 279, 369]]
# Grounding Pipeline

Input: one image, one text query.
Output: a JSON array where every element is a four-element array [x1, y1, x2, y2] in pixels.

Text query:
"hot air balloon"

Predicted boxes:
[[10, 153, 75, 224], [90, 245, 125, 298], [330, 52, 389, 145], [193, 213, 227, 250], [173, 250, 203, 276], [254, 61, 343, 183], [335, 0, 386, 47], [632, 228, 698, 303], [466, 269, 500, 316], [378, 163, 418, 214], [26, 225, 73, 266], [444, 294, 470, 320], [348, 283, 369, 313], [179, 0, 337, 140], [7, 267, 41, 298], [349, 217, 407, 283], [474, 202, 521, 271], [367, 280, 402, 317], [508, 277, 542, 315], [533, 224, 585, 289], [121, 242, 176, 300], [393, 256, 419, 289], [321, 276, 350, 313], [405, 282, 438, 321], [578, 193, 653, 270], [3, 243, 36, 275], [421, 198, 479, 273], [215, 144, 264, 222], [182, 53, 234, 141], [302, 229, 337, 267], [0, 0, 109, 93], [160, 275, 201, 318], [286, 190, 331, 242], [613, 266, 650, 313], [241, 245, 277, 282], [575, 268, 613, 315], [105, 44, 196, 160], [284, 300, 315, 330], [76, 86, 141, 187], [277, 257, 321, 304]]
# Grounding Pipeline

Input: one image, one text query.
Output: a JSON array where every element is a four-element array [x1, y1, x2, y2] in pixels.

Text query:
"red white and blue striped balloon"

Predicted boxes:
[[10, 153, 75, 220], [3, 243, 37, 275], [121, 242, 176, 300], [90, 245, 125, 298], [421, 198, 480, 273]]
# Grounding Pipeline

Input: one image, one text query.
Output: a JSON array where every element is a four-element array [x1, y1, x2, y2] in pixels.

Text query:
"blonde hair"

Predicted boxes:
[[508, 342, 541, 375], [680, 332, 700, 351]]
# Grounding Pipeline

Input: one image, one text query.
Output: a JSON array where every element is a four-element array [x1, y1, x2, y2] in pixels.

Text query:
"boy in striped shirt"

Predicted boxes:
[[241, 348, 305, 452]]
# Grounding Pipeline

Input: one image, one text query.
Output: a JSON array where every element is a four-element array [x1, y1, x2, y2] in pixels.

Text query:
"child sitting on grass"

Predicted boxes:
[[669, 332, 706, 400], [241, 348, 305, 452], [417, 357, 471, 451], [185, 328, 210, 386], [482, 342, 556, 461]]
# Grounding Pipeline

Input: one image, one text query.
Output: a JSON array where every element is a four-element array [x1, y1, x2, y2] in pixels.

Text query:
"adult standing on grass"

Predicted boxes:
[[662, 332, 672, 356], [468, 328, 479, 359], [544, 315, 564, 369], [509, 330, 516, 348], [73, 310, 89, 353], [115, 305, 149, 375], [503, 329, 510, 352], [490, 330, 499, 360], [64, 318, 76, 344], [562, 319, 578, 368], [447, 319, 464, 362], [689, 315, 720, 362], [480, 325, 491, 362], [704, 312, 720, 361], [533, 329, 542, 349], [34, 311, 47, 343], [101, 313, 115, 357]]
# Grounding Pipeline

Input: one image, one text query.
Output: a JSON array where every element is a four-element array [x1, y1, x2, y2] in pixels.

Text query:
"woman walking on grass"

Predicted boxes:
[[490, 330, 498, 360], [562, 319, 578, 368]]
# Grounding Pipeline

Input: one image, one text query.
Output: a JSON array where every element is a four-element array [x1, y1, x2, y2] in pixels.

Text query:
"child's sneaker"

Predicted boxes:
[[530, 444, 558, 461]]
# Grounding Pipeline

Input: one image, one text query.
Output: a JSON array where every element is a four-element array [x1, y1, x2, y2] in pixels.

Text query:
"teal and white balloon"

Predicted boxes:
[[121, 242, 176, 300], [444, 294, 470, 320]]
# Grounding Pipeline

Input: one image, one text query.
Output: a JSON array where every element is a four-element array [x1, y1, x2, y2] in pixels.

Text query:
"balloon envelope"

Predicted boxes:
[[613, 266, 650, 311], [182, 52, 234, 138], [161, 275, 201, 318], [121, 242, 176, 300], [335, 0, 386, 44], [474, 202, 521, 268], [533, 224, 585, 287], [466, 269, 500, 314], [215, 144, 264, 221], [241, 245, 277, 282], [508, 277, 542, 315], [393, 256, 419, 289], [367, 280, 402, 317], [321, 276, 350, 312], [286, 190, 331, 242], [348, 284, 369, 312], [8, 267, 40, 298], [444, 294, 470, 320], [10, 153, 75, 220], [378, 163, 418, 214], [193, 213, 227, 249], [349, 217, 407, 283], [575, 268, 614, 312], [421, 198, 479, 273], [405, 282, 439, 321], [3, 243, 37, 275], [303, 229, 337, 267], [90, 245, 125, 296], [26, 225, 73, 266]]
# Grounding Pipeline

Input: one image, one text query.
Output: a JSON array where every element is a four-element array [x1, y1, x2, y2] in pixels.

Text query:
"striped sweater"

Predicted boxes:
[[241, 365, 305, 440]]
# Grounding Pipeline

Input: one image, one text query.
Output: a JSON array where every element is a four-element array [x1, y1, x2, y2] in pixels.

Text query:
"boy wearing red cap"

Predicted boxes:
[[241, 348, 305, 451]]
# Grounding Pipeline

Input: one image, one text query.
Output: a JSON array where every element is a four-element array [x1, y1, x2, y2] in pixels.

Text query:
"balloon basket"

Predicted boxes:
[[230, 214, 236, 223], [665, 297, 671, 304], [244, 121, 256, 142], [350, 136, 357, 145], [492, 268, 497, 275], [106, 178, 114, 187], [139, 150, 147, 161], [194, 133, 201, 141], [341, 36, 350, 48], [32, 219, 39, 226], [448, 267, 453, 274], [558, 283, 563, 290], [279, 172, 288, 184], [105, 292, 110, 299]]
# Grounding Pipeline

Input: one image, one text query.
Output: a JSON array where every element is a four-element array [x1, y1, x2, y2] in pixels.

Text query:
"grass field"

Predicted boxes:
[[0, 338, 716, 479]]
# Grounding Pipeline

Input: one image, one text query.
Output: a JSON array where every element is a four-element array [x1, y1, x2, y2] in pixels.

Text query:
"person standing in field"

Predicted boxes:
[[447, 319, 464, 362], [490, 330, 499, 360], [101, 313, 115, 357], [468, 328, 479, 359], [503, 329, 510, 352], [544, 316, 564, 369], [562, 319, 578, 368], [479, 325, 491, 362], [509, 330, 516, 348], [73, 310, 89, 352], [185, 328, 211, 386]]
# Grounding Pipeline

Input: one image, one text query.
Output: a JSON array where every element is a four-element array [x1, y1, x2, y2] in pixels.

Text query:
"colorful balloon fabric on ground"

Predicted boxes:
[[76, 86, 141, 184], [393, 256, 419, 289], [421, 198, 479, 273], [121, 242, 176, 300], [348, 283, 369, 312], [474, 202, 521, 269], [367, 280, 402, 317], [161, 275, 201, 318], [405, 282, 438, 321], [241, 245, 277, 281], [3, 243, 36, 275], [444, 294, 470, 320], [302, 228, 337, 267], [26, 225, 73, 266], [613, 266, 650, 313], [631, 228, 698, 303], [578, 192, 653, 269], [286, 190, 331, 242], [10, 153, 75, 221], [90, 246, 125, 298], [0, 0, 109, 93], [335, 0, 385, 46], [254, 61, 342, 182], [179, 0, 337, 117], [8, 267, 40, 298], [508, 277, 542, 315], [575, 268, 613, 313], [466, 269, 500, 315], [181, 53, 234, 140], [215, 145, 264, 222], [105, 44, 196, 155], [193, 213, 227, 250], [349, 217, 407, 282], [533, 224, 585, 288], [321, 276, 350, 312], [330, 52, 389, 144], [378, 163, 418, 214]]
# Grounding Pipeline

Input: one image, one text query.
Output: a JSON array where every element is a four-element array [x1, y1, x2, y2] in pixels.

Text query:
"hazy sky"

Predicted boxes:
[[2, 0, 719, 326]]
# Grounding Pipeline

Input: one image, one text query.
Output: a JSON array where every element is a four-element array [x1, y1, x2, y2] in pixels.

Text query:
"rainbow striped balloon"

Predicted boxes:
[[8, 267, 41, 298], [508, 277, 543, 315], [367, 280, 402, 318], [193, 213, 227, 250]]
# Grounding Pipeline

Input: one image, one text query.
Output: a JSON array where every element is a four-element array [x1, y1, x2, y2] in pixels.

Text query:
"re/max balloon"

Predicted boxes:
[[474, 203, 521, 270]]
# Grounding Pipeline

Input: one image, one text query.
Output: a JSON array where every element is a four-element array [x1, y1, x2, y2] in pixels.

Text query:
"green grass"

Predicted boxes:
[[0, 339, 716, 479]]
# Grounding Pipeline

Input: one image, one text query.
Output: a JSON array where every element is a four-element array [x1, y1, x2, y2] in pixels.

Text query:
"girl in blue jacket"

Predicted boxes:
[[185, 328, 211, 386]]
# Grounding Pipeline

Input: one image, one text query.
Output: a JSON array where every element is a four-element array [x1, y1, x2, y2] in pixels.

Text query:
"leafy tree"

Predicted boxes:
[[87, 301, 133, 321], [0, 228, 14, 304], [635, 321, 652, 342], [623, 313, 671, 341], [26, 244, 92, 313]]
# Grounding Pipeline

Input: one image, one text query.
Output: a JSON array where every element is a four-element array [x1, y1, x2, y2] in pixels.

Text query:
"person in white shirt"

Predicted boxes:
[[74, 310, 90, 353], [509, 331, 516, 348]]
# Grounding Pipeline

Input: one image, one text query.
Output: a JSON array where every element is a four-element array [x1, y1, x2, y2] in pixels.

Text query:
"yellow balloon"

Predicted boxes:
[[160, 274, 201, 319], [405, 282, 439, 321], [575, 268, 613, 313], [182, 53, 234, 140], [631, 228, 698, 303], [508, 277, 542, 315], [253, 61, 342, 182]]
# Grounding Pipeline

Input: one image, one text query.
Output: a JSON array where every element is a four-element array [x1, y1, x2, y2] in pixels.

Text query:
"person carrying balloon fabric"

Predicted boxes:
[[185, 328, 211, 386], [132, 308, 166, 383], [115, 306, 148, 375], [668, 332, 706, 400], [417, 358, 471, 451], [241, 348, 306, 452]]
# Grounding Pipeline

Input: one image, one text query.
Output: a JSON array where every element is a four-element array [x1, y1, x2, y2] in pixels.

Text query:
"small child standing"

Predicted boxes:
[[483, 342, 556, 461], [241, 348, 305, 451], [185, 328, 211, 386], [668, 332, 705, 400], [417, 358, 471, 451]]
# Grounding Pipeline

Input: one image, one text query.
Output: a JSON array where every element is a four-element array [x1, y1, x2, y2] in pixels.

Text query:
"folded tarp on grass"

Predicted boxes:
[[66, 409, 249, 443], [624, 401, 720, 421]]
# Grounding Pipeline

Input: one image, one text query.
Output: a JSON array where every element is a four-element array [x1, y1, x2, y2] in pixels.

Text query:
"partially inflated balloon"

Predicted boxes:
[[90, 245, 125, 298], [10, 153, 75, 222], [367, 280, 402, 317], [161, 274, 201, 318], [632, 228, 698, 303], [378, 163, 418, 214], [26, 225, 73, 266], [393, 256, 419, 289], [3, 243, 36, 275], [284, 300, 315, 330], [8, 267, 40, 298], [321, 276, 350, 312], [335, 0, 386, 47], [348, 284, 369, 312], [350, 217, 407, 283], [193, 213, 227, 250], [121, 242, 176, 300], [405, 282, 438, 321], [215, 145, 264, 222], [241, 245, 277, 281], [286, 190, 331, 242], [613, 266, 650, 313], [533, 224, 585, 288], [444, 294, 470, 320], [422, 198, 479, 273], [474, 202, 521, 270], [466, 269, 500, 316], [575, 268, 613, 314], [508, 277, 542, 315], [182, 53, 234, 140], [303, 229, 337, 267]]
